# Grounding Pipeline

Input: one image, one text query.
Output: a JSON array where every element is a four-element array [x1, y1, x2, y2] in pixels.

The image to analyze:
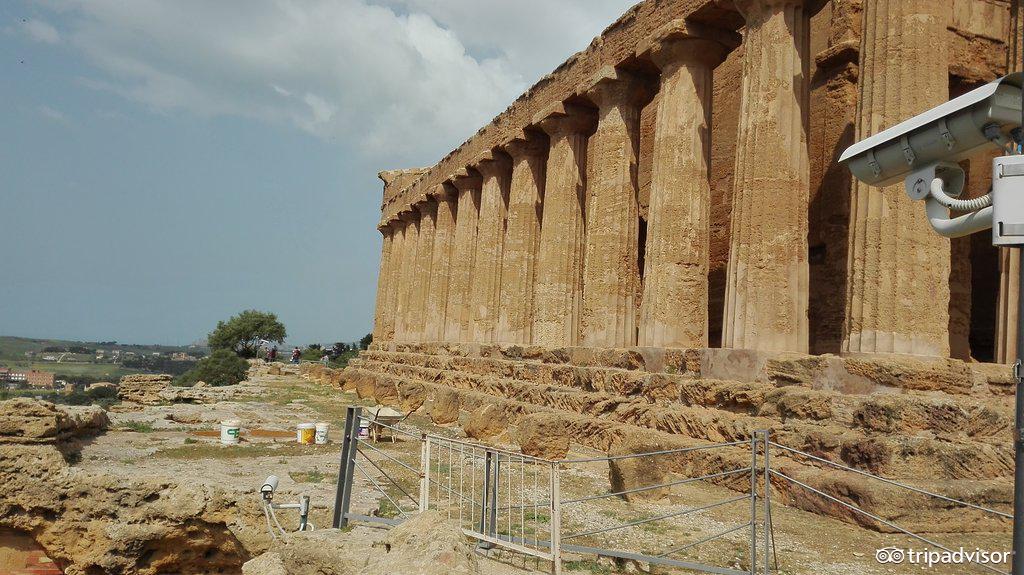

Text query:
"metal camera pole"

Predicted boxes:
[[1016, 246, 1024, 575], [1015, 40, 1024, 575]]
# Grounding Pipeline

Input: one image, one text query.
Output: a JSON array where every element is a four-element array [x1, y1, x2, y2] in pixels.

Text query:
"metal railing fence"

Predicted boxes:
[[331, 407, 1012, 575]]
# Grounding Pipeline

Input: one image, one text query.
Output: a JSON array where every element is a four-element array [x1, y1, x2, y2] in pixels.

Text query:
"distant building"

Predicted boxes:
[[3, 370, 27, 385], [170, 352, 191, 361], [24, 370, 55, 388]]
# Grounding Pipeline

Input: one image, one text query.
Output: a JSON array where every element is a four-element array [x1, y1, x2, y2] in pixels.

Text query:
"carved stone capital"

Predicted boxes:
[[472, 150, 512, 178], [533, 102, 597, 137], [637, 19, 741, 69], [504, 132, 549, 160], [414, 199, 437, 216], [451, 168, 482, 191], [580, 66, 648, 109], [429, 182, 458, 202], [734, 0, 811, 20]]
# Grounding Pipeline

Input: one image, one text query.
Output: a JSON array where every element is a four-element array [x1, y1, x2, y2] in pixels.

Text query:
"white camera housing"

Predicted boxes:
[[840, 72, 1022, 187], [261, 475, 279, 500]]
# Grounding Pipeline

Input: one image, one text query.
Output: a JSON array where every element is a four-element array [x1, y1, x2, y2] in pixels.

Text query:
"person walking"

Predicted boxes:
[[320, 351, 330, 366], [269, 346, 278, 362], [291, 347, 301, 364]]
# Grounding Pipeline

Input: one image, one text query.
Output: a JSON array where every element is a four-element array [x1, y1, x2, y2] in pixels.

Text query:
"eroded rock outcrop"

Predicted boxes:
[[0, 398, 264, 575]]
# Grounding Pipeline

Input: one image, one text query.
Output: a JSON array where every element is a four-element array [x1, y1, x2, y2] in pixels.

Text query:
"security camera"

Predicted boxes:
[[840, 72, 1022, 189], [840, 72, 1024, 241], [261, 475, 279, 500]]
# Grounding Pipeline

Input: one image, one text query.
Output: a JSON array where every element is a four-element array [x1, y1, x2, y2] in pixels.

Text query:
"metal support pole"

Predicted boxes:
[[550, 463, 562, 575], [749, 435, 757, 575], [762, 430, 771, 575], [1014, 245, 1024, 575], [419, 433, 430, 512], [333, 406, 361, 528]]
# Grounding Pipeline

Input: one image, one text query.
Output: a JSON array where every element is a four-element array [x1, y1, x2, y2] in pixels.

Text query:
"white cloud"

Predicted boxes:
[[22, 18, 60, 44], [36, 0, 634, 166], [37, 105, 67, 123]]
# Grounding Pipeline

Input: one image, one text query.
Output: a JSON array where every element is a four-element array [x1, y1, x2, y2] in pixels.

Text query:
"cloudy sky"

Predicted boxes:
[[1, 0, 636, 345]]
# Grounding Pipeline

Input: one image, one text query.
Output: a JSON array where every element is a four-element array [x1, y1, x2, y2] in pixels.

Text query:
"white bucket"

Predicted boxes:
[[297, 422, 316, 444], [314, 422, 329, 445], [220, 420, 241, 445]]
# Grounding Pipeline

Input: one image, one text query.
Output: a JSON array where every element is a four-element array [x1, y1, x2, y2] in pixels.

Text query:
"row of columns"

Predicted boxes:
[[373, 0, 967, 359]]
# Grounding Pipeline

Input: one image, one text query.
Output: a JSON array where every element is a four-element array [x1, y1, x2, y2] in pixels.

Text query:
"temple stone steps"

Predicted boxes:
[[349, 355, 1013, 482], [369, 342, 1015, 396], [324, 362, 1011, 534], [358, 349, 1014, 440]]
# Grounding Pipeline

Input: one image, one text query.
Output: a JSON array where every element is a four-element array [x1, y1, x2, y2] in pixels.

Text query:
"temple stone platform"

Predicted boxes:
[[302, 342, 1017, 534]]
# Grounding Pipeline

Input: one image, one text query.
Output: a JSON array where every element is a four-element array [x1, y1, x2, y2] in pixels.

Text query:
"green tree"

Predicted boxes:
[[207, 310, 286, 358], [359, 333, 373, 350], [176, 349, 249, 387]]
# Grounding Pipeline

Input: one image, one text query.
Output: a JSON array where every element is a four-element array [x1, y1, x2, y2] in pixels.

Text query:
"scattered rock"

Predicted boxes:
[[398, 381, 426, 413], [118, 374, 173, 405], [464, 405, 508, 440], [516, 412, 569, 460], [243, 551, 287, 575], [85, 381, 117, 392], [608, 437, 669, 501], [365, 510, 478, 575], [431, 388, 460, 425]]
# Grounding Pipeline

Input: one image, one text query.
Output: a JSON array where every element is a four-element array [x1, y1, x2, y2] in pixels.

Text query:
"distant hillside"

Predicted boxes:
[[0, 336, 208, 382]]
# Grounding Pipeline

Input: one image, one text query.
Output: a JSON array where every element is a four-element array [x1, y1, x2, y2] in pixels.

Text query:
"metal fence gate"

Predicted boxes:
[[331, 407, 772, 574]]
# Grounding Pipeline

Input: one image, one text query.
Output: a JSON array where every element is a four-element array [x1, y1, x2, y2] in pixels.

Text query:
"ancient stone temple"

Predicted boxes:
[[345, 0, 1020, 530]]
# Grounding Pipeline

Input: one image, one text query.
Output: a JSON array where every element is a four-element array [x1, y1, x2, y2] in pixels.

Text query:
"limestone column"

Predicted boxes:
[[469, 152, 512, 342], [580, 67, 645, 348], [425, 184, 457, 342], [496, 135, 547, 344], [443, 171, 482, 342], [371, 224, 395, 341], [381, 220, 405, 341], [842, 0, 951, 357], [394, 212, 419, 341], [407, 200, 436, 341], [997, 0, 1023, 364], [722, 0, 811, 353], [637, 21, 739, 349], [532, 104, 595, 347]]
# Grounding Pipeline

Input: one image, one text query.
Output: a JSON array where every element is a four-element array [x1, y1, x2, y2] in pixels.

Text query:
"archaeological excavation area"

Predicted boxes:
[[346, 0, 1023, 552]]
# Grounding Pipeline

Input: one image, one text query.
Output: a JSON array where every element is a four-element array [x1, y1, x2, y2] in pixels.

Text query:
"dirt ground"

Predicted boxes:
[[74, 371, 1012, 575]]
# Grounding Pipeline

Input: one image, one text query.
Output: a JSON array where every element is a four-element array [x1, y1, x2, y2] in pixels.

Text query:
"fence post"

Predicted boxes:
[[332, 406, 361, 528], [419, 433, 430, 512], [749, 434, 757, 575], [550, 462, 561, 575], [762, 430, 771, 575], [488, 453, 501, 540], [478, 450, 495, 548]]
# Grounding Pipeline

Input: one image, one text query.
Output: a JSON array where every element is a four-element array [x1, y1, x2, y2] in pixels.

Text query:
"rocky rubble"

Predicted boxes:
[[242, 511, 479, 575]]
